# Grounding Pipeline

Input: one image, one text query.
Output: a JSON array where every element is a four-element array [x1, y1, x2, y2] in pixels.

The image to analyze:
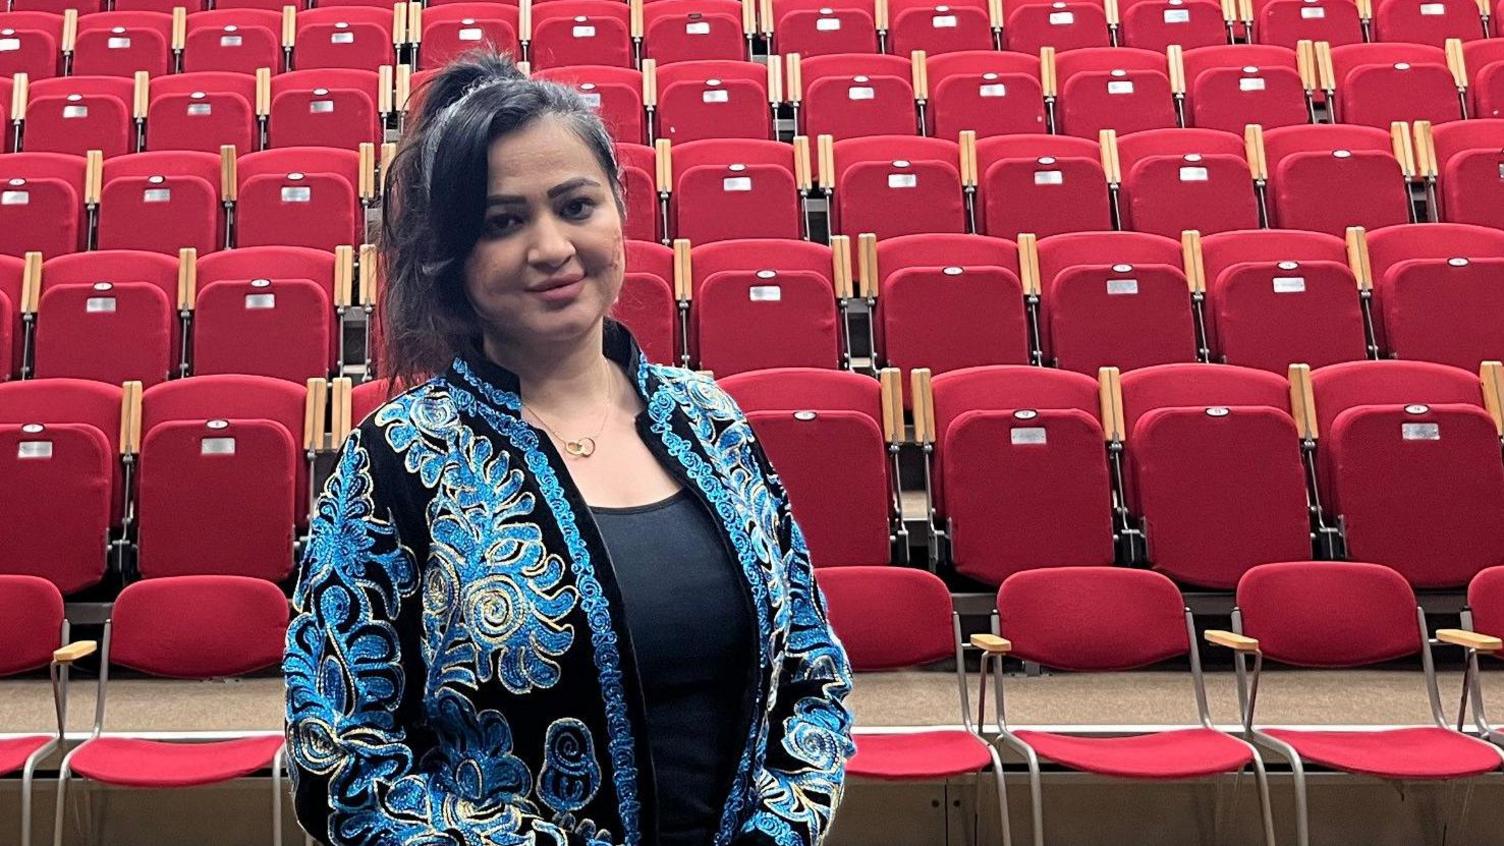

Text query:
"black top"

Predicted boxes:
[[591, 489, 758, 846]]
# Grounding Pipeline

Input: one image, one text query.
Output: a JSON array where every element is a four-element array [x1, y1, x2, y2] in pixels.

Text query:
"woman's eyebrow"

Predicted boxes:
[[485, 177, 602, 207]]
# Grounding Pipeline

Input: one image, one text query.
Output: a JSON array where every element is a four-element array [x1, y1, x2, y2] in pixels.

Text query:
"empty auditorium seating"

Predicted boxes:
[[825, 135, 963, 238], [1035, 231, 1198, 374], [1424, 118, 1504, 228], [868, 233, 1031, 381], [0, 152, 88, 258], [535, 65, 648, 145], [687, 237, 848, 374], [1002, 0, 1110, 53], [529, 0, 634, 70], [192, 246, 342, 382], [654, 59, 775, 142], [136, 374, 312, 580], [667, 138, 806, 242], [1460, 38, 1504, 119], [73, 11, 173, 78], [98, 151, 225, 255], [265, 68, 385, 149], [1362, 222, 1504, 369], [1217, 561, 1503, 846], [1117, 0, 1231, 52], [1052, 47, 1178, 138], [144, 72, 260, 156], [818, 565, 1009, 842], [0, 379, 123, 593], [1309, 360, 1504, 587], [922, 365, 1115, 583], [0, 11, 65, 80], [1369, 0, 1484, 46], [20, 75, 136, 158], [181, 9, 283, 75], [1181, 44, 1311, 132], [293, 5, 400, 71], [1328, 42, 1463, 127], [794, 52, 917, 140], [972, 133, 1112, 239], [640, 0, 750, 66], [414, 3, 521, 70], [886, 0, 995, 56], [923, 50, 1048, 139], [1251, 0, 1362, 48], [615, 239, 679, 364], [53, 576, 289, 846], [1114, 127, 1261, 237], [1118, 363, 1312, 588], [1261, 123, 1412, 235], [235, 147, 363, 251], [34, 250, 182, 387], [720, 367, 896, 566], [1199, 228, 1367, 371], [764, 0, 879, 57], [993, 568, 1274, 844]]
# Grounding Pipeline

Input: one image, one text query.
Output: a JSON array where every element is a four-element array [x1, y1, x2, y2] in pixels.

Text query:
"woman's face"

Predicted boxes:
[[462, 116, 625, 350]]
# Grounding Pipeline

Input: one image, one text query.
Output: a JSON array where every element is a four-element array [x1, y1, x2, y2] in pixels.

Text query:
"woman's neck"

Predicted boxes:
[[482, 323, 612, 415]]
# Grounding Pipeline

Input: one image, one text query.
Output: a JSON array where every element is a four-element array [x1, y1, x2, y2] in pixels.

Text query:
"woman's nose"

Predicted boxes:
[[528, 211, 577, 267]]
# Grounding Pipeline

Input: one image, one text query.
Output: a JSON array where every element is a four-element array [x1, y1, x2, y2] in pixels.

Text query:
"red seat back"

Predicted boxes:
[[974, 134, 1112, 239], [818, 566, 954, 670], [1236, 560, 1420, 666], [0, 575, 64, 675], [109, 575, 289, 677], [999, 567, 1190, 670]]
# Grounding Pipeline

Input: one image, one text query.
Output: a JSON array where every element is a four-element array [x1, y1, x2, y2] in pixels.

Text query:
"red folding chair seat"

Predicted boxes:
[[33, 250, 181, 386], [655, 59, 772, 142], [534, 65, 646, 145], [1250, 0, 1362, 47], [182, 9, 284, 75], [145, 71, 259, 156], [236, 147, 362, 251], [614, 239, 679, 364], [293, 6, 398, 70], [669, 138, 802, 242], [886, 0, 993, 55], [688, 238, 845, 374], [73, 11, 172, 77], [1200, 228, 1366, 371], [767, 0, 879, 57], [10, 0, 101, 11], [797, 52, 916, 139], [416, 3, 521, 70], [97, 151, 225, 255], [1053, 46, 1177, 138], [266, 68, 383, 148], [828, 135, 963, 238], [640, 0, 748, 65], [137, 375, 310, 579], [1363, 222, 1504, 368], [1036, 231, 1197, 374], [22, 75, 135, 158], [0, 11, 65, 79], [529, 0, 633, 69], [1371, 0, 1484, 45], [720, 368, 893, 566], [1119, 363, 1312, 588], [1002, 0, 1111, 53], [973, 133, 1111, 239], [1117, 0, 1229, 52], [927, 366, 1115, 584], [1262, 123, 1411, 235], [924, 49, 1047, 139], [616, 142, 660, 243], [1462, 39, 1504, 119], [1182, 44, 1309, 133], [0, 377, 126, 538], [193, 246, 338, 381], [1310, 361, 1504, 587], [871, 233, 1029, 382], [0, 152, 87, 257], [1330, 42, 1463, 127], [1430, 119, 1504, 229], [1116, 127, 1260, 237]]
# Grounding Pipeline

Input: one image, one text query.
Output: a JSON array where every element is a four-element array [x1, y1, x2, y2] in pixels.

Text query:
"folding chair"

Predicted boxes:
[[1260, 122, 1415, 235], [971, 133, 1112, 239], [1370, 0, 1484, 45], [650, 58, 777, 143], [1211, 560, 1504, 846], [534, 64, 647, 145], [528, 0, 634, 69], [821, 134, 964, 239], [1454, 567, 1504, 749], [923, 49, 1048, 139], [19, 75, 137, 158], [615, 239, 680, 364], [144, 71, 261, 156], [234, 145, 367, 251], [1117, 0, 1233, 52], [986, 567, 1276, 846], [1417, 117, 1504, 229], [1325, 41, 1465, 126], [52, 575, 291, 846], [33, 250, 183, 386], [762, 0, 880, 57], [1112, 127, 1261, 237], [640, 0, 753, 65], [789, 51, 918, 139], [0, 152, 88, 258], [1249, 0, 1362, 47], [291, 4, 401, 71], [412, 2, 522, 70], [916, 364, 1116, 582], [72, 11, 173, 77], [664, 137, 809, 243], [616, 141, 661, 243], [1458, 37, 1504, 119], [886, 0, 997, 55], [1180, 43, 1312, 133], [1050, 46, 1179, 138], [180, 8, 284, 75], [818, 565, 1012, 846], [97, 150, 226, 255], [0, 11, 66, 79], [264, 67, 387, 149], [1000, 0, 1110, 53]]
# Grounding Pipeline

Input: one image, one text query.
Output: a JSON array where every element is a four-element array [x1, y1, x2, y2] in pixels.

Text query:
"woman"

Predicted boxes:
[[282, 50, 855, 846]]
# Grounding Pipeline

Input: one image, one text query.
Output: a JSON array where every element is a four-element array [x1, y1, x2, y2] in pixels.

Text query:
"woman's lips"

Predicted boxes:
[[531, 275, 585, 303]]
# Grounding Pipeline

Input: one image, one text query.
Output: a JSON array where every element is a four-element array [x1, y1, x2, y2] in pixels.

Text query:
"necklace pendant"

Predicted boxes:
[[566, 436, 597, 458]]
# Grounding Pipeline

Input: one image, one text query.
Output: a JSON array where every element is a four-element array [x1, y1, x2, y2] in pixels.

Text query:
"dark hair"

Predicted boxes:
[[377, 49, 625, 388]]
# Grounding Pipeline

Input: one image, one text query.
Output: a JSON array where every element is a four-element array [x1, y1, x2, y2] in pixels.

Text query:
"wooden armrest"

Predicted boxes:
[[1437, 629, 1503, 653], [1205, 630, 1259, 653], [970, 634, 1012, 655], [53, 640, 97, 664]]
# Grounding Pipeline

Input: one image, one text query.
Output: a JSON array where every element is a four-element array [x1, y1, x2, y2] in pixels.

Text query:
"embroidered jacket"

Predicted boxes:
[[283, 324, 856, 846]]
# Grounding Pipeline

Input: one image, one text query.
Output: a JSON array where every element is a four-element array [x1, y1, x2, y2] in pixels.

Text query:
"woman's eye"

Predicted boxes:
[[485, 215, 520, 235], [561, 198, 595, 220]]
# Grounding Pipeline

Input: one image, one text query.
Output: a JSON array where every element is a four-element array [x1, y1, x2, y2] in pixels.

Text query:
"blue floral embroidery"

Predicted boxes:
[[538, 718, 603, 815]]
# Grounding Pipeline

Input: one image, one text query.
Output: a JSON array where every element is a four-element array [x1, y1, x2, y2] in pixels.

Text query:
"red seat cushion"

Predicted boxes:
[[848, 730, 993, 779], [1262, 727, 1502, 779], [0, 735, 53, 775], [69, 735, 283, 787], [1014, 728, 1255, 779]]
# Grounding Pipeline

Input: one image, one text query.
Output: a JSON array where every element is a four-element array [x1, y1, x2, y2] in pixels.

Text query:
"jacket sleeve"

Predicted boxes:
[[732, 437, 857, 846], [283, 430, 609, 846]]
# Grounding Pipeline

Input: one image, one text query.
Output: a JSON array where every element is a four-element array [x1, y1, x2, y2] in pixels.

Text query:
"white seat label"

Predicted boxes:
[[848, 85, 875, 100], [86, 297, 117, 312], [980, 82, 1007, 97], [1106, 278, 1138, 295], [1402, 422, 1440, 440], [1301, 6, 1325, 17], [245, 293, 276, 309], [723, 176, 753, 191], [63, 105, 89, 119], [187, 102, 213, 116], [581, 92, 602, 107], [1163, 8, 1191, 21], [572, 25, 597, 37], [282, 186, 313, 203], [749, 285, 782, 301], [0, 38, 20, 52], [17, 441, 52, 459], [888, 173, 918, 188], [1011, 427, 1048, 444], [702, 89, 730, 103], [1239, 77, 1267, 91], [1272, 276, 1306, 293], [143, 188, 172, 203], [331, 31, 355, 43], [1107, 80, 1135, 94], [220, 34, 243, 46], [107, 36, 132, 49], [201, 436, 237, 455], [459, 27, 484, 40], [1034, 170, 1064, 185], [310, 100, 335, 113], [1049, 10, 1075, 23], [1179, 166, 1209, 181], [1420, 2, 1445, 13], [1, 190, 30, 205], [932, 14, 958, 26], [686, 20, 712, 34], [816, 16, 843, 29]]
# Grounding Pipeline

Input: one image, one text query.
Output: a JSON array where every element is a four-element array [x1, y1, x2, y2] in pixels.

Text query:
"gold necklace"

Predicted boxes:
[[525, 361, 615, 458]]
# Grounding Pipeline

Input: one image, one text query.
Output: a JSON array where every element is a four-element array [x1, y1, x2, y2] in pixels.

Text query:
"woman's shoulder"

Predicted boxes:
[[643, 362, 747, 420]]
